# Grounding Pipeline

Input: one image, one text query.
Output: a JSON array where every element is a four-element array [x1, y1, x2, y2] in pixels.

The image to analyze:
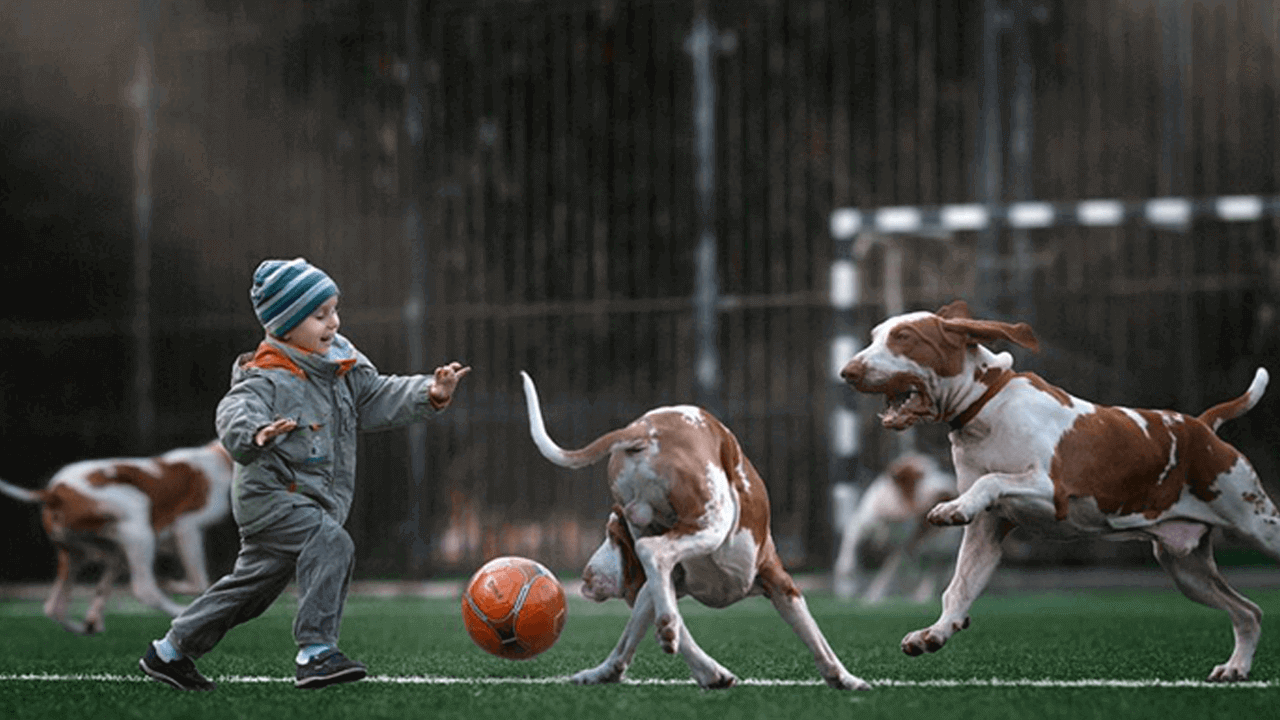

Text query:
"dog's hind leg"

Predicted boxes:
[[862, 546, 906, 604], [1153, 530, 1261, 682], [167, 517, 211, 595], [44, 543, 88, 634], [758, 555, 871, 690], [82, 548, 124, 635], [116, 516, 187, 617]]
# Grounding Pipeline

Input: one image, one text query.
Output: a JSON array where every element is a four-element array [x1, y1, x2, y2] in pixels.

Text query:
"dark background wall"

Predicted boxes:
[[1, 0, 1276, 581]]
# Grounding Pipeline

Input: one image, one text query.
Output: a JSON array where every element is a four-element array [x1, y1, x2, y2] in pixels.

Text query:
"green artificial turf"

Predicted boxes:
[[2, 586, 1278, 719]]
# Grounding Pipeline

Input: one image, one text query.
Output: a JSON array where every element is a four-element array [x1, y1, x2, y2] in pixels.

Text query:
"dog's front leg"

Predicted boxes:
[[634, 517, 729, 655], [167, 518, 211, 595], [633, 535, 686, 654], [571, 583, 656, 685], [927, 468, 1047, 526], [902, 511, 1007, 656], [831, 512, 866, 600], [675, 624, 738, 689]]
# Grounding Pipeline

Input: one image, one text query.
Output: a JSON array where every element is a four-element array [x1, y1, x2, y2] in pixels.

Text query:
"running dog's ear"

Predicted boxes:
[[938, 316, 1040, 353], [935, 300, 972, 320]]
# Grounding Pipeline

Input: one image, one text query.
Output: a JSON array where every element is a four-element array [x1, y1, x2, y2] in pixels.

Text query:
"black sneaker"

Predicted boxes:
[[139, 644, 216, 691], [295, 648, 367, 689]]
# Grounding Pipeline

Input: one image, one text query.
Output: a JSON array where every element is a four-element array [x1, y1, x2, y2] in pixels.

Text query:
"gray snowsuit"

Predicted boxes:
[[165, 334, 441, 657]]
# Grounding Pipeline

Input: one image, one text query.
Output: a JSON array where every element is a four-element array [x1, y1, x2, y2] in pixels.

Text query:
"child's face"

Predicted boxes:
[[283, 295, 340, 354]]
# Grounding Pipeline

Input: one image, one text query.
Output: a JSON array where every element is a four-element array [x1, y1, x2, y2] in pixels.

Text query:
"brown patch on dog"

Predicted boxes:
[[42, 485, 109, 534], [642, 413, 717, 538], [712, 416, 771, 550], [885, 313, 1039, 381], [1049, 408, 1238, 520], [86, 462, 211, 532], [890, 458, 925, 499], [753, 542, 803, 600], [885, 317, 970, 377], [939, 316, 1040, 353], [606, 510, 647, 605], [936, 300, 973, 319]]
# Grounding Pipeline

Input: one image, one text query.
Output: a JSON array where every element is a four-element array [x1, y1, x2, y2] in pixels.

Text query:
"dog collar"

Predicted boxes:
[[948, 368, 1016, 431]]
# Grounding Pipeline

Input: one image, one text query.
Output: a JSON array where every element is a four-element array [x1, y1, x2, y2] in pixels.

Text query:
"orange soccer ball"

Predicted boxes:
[[461, 556, 567, 660]]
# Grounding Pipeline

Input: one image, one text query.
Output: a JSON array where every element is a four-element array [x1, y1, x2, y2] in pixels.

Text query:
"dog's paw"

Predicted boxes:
[[901, 628, 947, 656], [1207, 663, 1250, 683], [926, 500, 973, 526], [694, 667, 738, 690], [571, 662, 626, 685], [825, 670, 872, 691]]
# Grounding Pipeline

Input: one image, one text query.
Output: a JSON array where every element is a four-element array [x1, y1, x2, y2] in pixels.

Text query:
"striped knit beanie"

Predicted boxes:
[[250, 258, 339, 338]]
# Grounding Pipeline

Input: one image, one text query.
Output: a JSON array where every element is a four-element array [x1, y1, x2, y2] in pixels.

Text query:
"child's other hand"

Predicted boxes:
[[254, 418, 298, 446], [429, 362, 471, 409]]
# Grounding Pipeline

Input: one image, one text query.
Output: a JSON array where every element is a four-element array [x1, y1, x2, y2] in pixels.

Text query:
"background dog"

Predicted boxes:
[[832, 452, 960, 603], [0, 441, 233, 634], [521, 372, 868, 690]]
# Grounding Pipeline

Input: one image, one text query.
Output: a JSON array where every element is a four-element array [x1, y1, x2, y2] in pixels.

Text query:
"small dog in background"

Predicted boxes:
[[0, 441, 233, 634], [832, 453, 959, 603]]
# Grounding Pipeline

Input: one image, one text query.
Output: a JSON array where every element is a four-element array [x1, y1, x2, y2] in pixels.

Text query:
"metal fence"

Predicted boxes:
[[2, 0, 1277, 581]]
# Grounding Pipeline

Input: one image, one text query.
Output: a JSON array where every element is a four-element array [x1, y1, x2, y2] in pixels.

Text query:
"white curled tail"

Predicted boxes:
[[0, 478, 43, 504], [1198, 367, 1269, 433], [521, 371, 577, 467], [520, 371, 647, 469]]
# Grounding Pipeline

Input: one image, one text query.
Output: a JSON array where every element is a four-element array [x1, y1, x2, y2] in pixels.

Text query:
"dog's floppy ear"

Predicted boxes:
[[935, 300, 972, 320], [938, 316, 1040, 353]]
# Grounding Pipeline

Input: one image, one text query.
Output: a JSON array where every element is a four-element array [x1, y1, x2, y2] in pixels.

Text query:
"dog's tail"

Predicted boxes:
[[0, 478, 44, 505], [521, 371, 648, 469], [1198, 367, 1269, 433]]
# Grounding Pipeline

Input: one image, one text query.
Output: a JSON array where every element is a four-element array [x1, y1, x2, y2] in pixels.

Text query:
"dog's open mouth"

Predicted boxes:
[[877, 379, 933, 430]]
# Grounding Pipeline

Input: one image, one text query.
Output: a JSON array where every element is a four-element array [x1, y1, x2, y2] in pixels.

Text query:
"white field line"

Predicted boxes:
[[0, 673, 1277, 689]]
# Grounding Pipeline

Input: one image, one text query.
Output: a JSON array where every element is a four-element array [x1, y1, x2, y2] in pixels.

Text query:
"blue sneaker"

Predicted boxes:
[[139, 644, 216, 691], [295, 648, 367, 689]]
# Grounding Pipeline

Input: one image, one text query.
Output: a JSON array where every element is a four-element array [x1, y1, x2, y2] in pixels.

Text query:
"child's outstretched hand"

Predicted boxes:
[[255, 417, 298, 447], [429, 362, 471, 409]]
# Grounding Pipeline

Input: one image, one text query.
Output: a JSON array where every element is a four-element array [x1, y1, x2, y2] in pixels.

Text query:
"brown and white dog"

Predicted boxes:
[[832, 453, 960, 603], [0, 441, 233, 634], [840, 300, 1277, 681], [520, 372, 868, 690]]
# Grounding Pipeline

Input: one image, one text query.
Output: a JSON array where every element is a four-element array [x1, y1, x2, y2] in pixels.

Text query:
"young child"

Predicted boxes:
[[139, 257, 470, 691]]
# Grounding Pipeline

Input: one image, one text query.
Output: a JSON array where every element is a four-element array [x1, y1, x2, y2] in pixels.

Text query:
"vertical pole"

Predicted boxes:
[[1161, 0, 1198, 411], [130, 0, 159, 452], [975, 0, 1005, 318], [401, 0, 430, 573], [827, 210, 862, 495], [686, 8, 720, 414], [1009, 0, 1035, 328]]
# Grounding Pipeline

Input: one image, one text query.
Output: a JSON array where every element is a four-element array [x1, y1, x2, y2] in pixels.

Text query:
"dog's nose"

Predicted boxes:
[[840, 358, 865, 385]]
